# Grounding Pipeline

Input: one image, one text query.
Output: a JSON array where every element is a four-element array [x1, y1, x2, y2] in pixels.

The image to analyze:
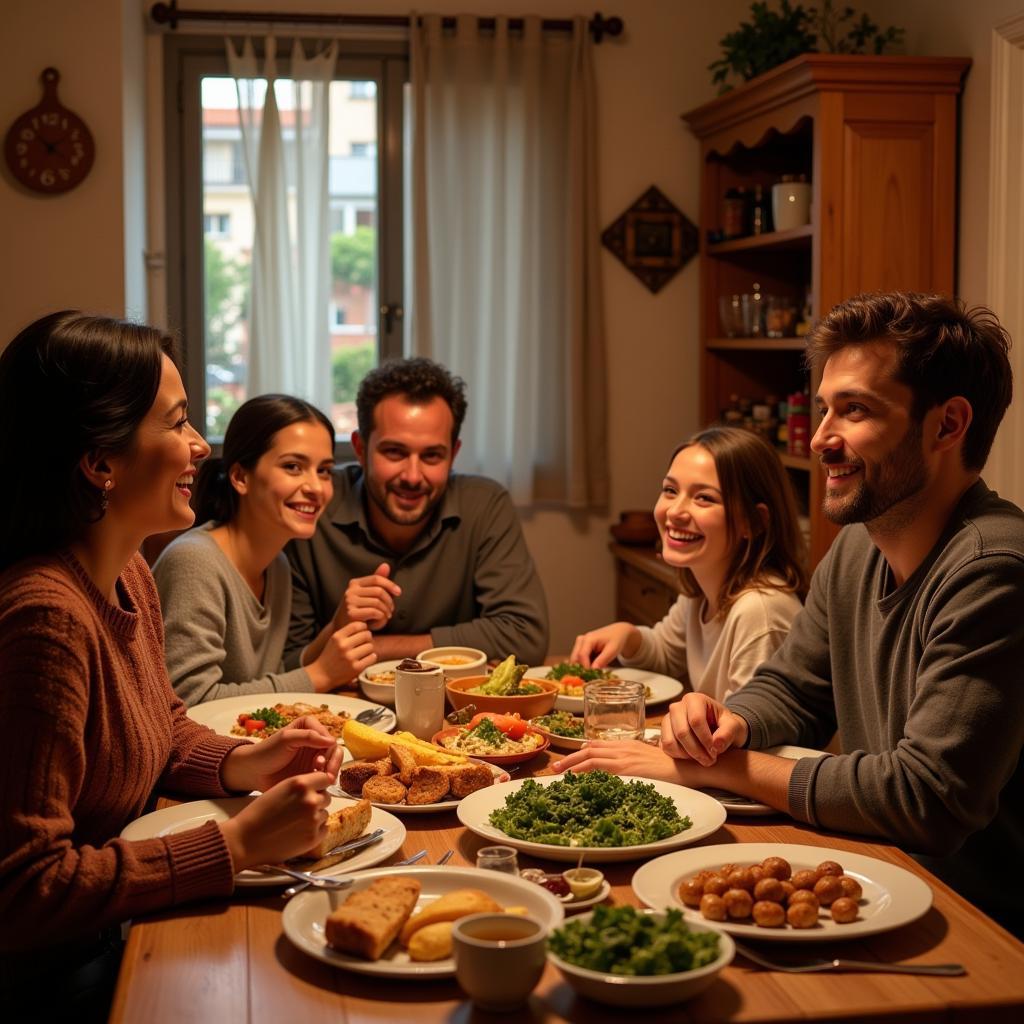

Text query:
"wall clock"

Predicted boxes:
[[4, 67, 95, 194]]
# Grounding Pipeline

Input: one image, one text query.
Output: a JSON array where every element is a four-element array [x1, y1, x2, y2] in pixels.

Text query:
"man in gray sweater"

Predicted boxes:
[[286, 358, 549, 668], [561, 293, 1024, 934]]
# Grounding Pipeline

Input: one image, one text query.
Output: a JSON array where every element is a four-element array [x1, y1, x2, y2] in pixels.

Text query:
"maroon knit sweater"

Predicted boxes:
[[0, 550, 246, 951]]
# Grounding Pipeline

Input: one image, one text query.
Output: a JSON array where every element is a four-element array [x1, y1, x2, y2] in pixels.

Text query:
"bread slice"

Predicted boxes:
[[297, 799, 371, 870], [325, 877, 422, 960]]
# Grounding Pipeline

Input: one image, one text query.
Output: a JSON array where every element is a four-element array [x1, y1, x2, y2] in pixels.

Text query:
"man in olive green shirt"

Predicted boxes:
[[286, 358, 548, 668]]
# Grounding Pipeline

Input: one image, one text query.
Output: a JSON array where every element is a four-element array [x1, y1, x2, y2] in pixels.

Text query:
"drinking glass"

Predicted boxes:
[[475, 845, 520, 875], [583, 681, 646, 741]]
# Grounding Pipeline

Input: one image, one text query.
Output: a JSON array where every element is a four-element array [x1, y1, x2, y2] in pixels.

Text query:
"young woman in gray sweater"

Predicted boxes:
[[154, 395, 376, 705]]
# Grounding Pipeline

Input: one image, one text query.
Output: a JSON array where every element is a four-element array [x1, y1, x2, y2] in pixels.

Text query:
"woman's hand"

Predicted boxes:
[[218, 771, 333, 870], [661, 693, 749, 767], [333, 562, 402, 631], [307, 621, 377, 692], [221, 714, 346, 793], [569, 621, 641, 668], [551, 739, 698, 786]]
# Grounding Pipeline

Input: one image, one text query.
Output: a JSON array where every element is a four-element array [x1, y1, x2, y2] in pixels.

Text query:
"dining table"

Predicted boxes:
[[110, 713, 1024, 1023]]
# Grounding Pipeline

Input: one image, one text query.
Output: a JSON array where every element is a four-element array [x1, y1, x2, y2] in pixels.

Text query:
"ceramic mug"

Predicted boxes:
[[394, 659, 444, 739], [452, 913, 547, 1011], [772, 181, 811, 231]]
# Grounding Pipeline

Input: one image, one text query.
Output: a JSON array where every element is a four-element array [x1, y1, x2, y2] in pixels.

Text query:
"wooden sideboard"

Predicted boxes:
[[609, 542, 679, 626]]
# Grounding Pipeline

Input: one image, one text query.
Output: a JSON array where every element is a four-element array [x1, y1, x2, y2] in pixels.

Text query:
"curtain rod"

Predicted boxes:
[[149, 2, 624, 42]]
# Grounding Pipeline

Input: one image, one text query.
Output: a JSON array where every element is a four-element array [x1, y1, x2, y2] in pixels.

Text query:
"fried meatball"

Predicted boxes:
[[726, 867, 757, 892], [779, 880, 795, 903], [838, 875, 863, 901], [788, 890, 819, 910], [406, 766, 450, 804], [830, 896, 859, 923], [700, 893, 727, 922], [786, 900, 819, 928], [816, 859, 844, 878], [813, 875, 843, 907], [362, 774, 408, 804], [723, 888, 754, 919], [678, 878, 705, 908], [445, 762, 494, 798], [790, 869, 818, 891], [336, 761, 380, 795], [749, 865, 765, 883], [754, 878, 786, 903], [693, 870, 718, 886], [703, 874, 730, 897], [760, 856, 792, 881], [752, 900, 786, 927]]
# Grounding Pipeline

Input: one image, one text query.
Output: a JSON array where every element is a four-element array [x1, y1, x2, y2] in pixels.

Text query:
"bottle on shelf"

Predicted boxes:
[[786, 388, 811, 457], [751, 184, 772, 235], [721, 186, 748, 239]]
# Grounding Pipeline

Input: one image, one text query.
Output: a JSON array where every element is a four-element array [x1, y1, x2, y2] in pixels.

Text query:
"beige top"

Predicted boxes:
[[620, 582, 802, 703]]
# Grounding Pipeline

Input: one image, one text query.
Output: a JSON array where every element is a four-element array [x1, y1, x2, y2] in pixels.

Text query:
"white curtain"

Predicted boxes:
[[409, 15, 609, 507], [226, 37, 336, 411]]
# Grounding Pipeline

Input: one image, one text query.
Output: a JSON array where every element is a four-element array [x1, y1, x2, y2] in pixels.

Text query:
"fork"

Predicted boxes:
[[734, 941, 966, 976], [256, 864, 354, 889], [282, 848, 431, 898], [355, 706, 390, 726], [436, 850, 454, 865]]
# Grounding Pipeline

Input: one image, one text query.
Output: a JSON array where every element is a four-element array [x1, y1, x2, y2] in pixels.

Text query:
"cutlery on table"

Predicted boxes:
[[393, 849, 428, 866], [282, 848, 430, 898], [734, 941, 966, 976], [436, 850, 454, 865], [355, 706, 390, 726], [256, 864, 354, 889]]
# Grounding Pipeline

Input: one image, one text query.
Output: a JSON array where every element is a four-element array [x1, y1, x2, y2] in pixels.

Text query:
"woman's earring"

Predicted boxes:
[[100, 479, 113, 512]]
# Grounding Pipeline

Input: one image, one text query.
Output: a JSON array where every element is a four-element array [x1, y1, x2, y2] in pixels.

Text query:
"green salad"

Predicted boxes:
[[549, 905, 720, 976], [545, 662, 614, 683], [531, 711, 586, 739], [466, 654, 544, 696], [487, 770, 691, 847]]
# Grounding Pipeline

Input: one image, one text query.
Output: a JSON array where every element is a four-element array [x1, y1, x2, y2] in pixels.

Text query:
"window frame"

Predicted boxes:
[[163, 34, 409, 455]]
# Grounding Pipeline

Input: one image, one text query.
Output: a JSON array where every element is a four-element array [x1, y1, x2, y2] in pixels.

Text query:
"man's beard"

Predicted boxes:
[[822, 419, 928, 527], [366, 476, 445, 528]]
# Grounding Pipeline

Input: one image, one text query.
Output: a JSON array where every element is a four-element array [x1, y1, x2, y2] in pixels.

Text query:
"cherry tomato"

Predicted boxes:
[[467, 711, 528, 739], [244, 719, 266, 733], [559, 675, 584, 689], [237, 714, 250, 725]]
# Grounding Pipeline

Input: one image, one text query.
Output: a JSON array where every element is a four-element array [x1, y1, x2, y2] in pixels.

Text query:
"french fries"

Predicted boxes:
[[342, 720, 468, 765]]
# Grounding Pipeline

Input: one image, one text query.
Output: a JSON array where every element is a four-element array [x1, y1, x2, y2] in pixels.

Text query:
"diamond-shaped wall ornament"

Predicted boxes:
[[601, 185, 698, 294]]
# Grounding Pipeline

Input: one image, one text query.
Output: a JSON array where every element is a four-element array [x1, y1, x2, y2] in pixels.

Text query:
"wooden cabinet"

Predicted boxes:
[[610, 543, 678, 626], [682, 55, 969, 567]]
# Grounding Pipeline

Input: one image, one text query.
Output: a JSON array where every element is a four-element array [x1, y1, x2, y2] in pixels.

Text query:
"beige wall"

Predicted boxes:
[[0, 0, 133, 337]]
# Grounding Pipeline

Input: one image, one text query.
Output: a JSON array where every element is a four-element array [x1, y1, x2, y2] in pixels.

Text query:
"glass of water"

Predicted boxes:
[[583, 680, 646, 741], [475, 845, 520, 875]]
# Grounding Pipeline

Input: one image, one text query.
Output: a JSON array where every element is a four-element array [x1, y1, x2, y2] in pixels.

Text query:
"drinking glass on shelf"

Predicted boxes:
[[583, 681, 646, 741], [476, 846, 520, 874], [718, 294, 745, 337]]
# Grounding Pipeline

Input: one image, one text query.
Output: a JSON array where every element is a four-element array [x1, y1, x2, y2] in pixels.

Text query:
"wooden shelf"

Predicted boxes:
[[708, 224, 812, 255], [707, 336, 806, 351]]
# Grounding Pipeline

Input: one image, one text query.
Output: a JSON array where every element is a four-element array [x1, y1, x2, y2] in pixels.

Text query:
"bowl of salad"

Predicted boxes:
[[529, 711, 587, 751], [446, 655, 558, 719], [546, 905, 733, 1007], [432, 712, 550, 765]]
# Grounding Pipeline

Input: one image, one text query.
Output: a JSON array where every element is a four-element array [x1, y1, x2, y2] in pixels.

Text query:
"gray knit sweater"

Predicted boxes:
[[726, 481, 1024, 928], [153, 524, 312, 707]]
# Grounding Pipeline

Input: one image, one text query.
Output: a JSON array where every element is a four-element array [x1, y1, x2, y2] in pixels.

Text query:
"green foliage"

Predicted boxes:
[[207, 386, 242, 439], [330, 226, 376, 287], [710, 0, 905, 92], [332, 342, 375, 405], [203, 239, 249, 366]]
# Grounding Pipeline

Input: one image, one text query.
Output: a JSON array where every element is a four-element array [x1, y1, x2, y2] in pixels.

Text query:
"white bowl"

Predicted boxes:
[[358, 658, 404, 707], [546, 909, 733, 1007], [415, 646, 487, 680]]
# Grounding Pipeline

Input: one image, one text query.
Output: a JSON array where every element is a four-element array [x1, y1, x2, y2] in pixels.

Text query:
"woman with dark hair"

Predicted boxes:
[[571, 427, 808, 702], [0, 313, 344, 1015], [153, 395, 375, 706]]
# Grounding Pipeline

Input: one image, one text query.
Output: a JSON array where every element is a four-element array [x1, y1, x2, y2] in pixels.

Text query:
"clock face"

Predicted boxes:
[[4, 69, 95, 195]]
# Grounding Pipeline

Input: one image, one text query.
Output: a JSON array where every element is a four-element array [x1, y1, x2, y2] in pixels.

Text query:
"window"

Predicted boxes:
[[165, 38, 408, 443]]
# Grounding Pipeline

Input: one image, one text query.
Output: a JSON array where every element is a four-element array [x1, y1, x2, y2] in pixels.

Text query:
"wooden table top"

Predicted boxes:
[[110, 749, 1024, 1023]]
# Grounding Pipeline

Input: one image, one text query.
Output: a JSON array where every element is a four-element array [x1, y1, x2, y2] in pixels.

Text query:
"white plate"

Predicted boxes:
[[185, 692, 396, 739], [282, 865, 565, 977], [358, 659, 403, 707], [457, 775, 727, 863], [341, 761, 507, 815], [701, 746, 829, 816], [120, 796, 405, 886], [632, 842, 933, 942], [559, 879, 612, 913], [524, 666, 684, 712]]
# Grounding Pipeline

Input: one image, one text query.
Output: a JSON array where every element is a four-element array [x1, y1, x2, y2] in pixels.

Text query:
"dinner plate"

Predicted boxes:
[[457, 774, 727, 863], [524, 666, 684, 712], [632, 843, 933, 942], [532, 722, 661, 752], [185, 691, 396, 739], [282, 865, 565, 977], [332, 761, 507, 815], [120, 796, 406, 887], [701, 746, 829, 816]]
